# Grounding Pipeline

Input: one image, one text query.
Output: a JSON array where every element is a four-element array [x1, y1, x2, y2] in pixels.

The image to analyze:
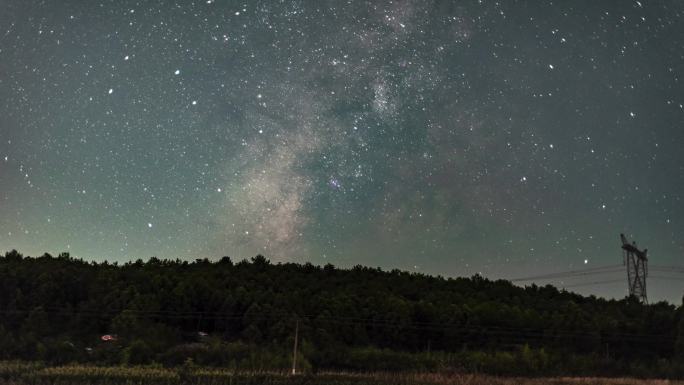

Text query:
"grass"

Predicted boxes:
[[0, 362, 682, 385]]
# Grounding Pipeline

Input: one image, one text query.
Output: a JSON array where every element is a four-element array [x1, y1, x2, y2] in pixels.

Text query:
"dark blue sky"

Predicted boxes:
[[1, 1, 683, 302]]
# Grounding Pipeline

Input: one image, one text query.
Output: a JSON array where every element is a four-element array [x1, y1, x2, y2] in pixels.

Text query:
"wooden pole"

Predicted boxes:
[[292, 319, 299, 375]]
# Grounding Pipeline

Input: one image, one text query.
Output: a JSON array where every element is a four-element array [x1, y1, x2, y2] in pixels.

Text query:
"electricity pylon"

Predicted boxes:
[[620, 233, 648, 303]]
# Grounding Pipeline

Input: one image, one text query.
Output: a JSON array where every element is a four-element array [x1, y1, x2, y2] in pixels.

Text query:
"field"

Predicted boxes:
[[0, 362, 681, 385]]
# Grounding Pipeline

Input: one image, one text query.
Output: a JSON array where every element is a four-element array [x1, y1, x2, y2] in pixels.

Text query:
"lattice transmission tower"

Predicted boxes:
[[620, 233, 648, 303]]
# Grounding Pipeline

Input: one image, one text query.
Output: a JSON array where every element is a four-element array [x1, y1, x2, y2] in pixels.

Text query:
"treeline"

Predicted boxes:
[[1, 249, 684, 377]]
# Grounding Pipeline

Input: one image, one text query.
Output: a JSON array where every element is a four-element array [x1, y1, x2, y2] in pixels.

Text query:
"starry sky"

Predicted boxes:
[[1, 1, 683, 302]]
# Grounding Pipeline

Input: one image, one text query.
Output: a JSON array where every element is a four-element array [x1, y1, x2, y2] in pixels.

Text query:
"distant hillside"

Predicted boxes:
[[1, 249, 683, 377]]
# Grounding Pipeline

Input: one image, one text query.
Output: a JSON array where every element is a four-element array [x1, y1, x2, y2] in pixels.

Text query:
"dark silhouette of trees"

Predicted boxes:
[[0, 249, 683, 377]]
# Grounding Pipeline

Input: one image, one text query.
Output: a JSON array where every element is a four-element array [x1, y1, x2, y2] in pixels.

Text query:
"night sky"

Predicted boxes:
[[1, 1, 683, 301]]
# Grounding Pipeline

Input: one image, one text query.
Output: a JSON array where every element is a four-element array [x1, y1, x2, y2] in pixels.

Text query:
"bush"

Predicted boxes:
[[123, 340, 154, 365]]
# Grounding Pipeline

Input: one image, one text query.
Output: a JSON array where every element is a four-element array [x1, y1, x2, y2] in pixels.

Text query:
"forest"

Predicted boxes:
[[1, 249, 684, 378]]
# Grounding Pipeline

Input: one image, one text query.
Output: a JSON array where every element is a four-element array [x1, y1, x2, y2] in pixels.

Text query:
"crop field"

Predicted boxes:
[[0, 362, 681, 385]]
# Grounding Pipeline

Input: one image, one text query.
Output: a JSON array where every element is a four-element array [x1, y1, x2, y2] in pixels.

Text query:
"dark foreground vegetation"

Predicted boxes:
[[0, 362, 682, 385], [1, 250, 684, 378], [1, 362, 682, 385]]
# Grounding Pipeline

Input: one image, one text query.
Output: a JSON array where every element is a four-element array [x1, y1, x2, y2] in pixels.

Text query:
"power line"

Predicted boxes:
[[510, 265, 624, 282], [0, 307, 672, 341], [0, 309, 669, 338], [543, 274, 684, 289], [650, 275, 684, 281], [562, 278, 625, 288], [650, 265, 684, 272], [649, 267, 684, 275]]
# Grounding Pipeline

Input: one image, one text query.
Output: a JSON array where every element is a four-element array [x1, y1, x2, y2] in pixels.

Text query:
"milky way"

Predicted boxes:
[[1, 1, 684, 301]]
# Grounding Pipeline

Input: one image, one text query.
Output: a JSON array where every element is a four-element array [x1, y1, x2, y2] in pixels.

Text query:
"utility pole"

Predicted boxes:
[[291, 319, 299, 375]]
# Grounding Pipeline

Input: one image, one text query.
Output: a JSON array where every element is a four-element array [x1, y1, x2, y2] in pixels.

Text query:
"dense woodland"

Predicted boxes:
[[1, 249, 684, 377]]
